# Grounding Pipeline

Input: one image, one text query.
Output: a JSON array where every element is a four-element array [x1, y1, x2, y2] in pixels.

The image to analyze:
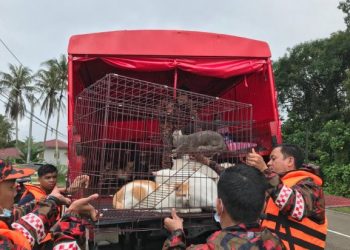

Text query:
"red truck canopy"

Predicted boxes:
[[68, 30, 271, 57], [68, 30, 281, 174]]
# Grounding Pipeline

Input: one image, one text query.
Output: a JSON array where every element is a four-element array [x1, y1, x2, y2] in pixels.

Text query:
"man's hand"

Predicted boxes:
[[49, 186, 71, 205], [246, 148, 268, 172], [67, 175, 90, 194], [164, 208, 184, 233], [66, 193, 99, 221]]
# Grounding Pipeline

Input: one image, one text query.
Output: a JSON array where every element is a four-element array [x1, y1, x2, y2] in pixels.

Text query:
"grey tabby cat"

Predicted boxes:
[[172, 130, 227, 156]]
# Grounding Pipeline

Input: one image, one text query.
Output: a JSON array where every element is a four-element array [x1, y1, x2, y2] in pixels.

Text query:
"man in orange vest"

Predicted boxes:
[[18, 164, 89, 206], [0, 160, 36, 248], [0, 159, 99, 249], [18, 164, 58, 205], [246, 144, 327, 250], [17, 164, 89, 249], [162, 164, 285, 249]]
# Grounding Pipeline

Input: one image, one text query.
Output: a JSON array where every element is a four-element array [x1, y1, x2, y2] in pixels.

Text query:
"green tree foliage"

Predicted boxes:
[[0, 64, 35, 147], [40, 55, 67, 165], [275, 31, 350, 123], [274, 30, 350, 197], [274, 30, 350, 142], [339, 0, 350, 30], [315, 120, 350, 164], [36, 66, 61, 143], [17, 137, 44, 163], [314, 120, 350, 196], [322, 163, 350, 197], [343, 69, 350, 108], [0, 114, 14, 148]]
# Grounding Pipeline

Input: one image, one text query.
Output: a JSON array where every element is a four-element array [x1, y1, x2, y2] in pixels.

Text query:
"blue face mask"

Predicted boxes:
[[0, 208, 11, 218], [0, 208, 12, 226]]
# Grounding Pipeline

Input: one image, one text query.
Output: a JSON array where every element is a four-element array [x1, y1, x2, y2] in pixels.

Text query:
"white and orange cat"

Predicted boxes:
[[154, 169, 217, 209], [172, 154, 235, 183], [112, 179, 188, 210], [113, 180, 159, 209], [113, 169, 217, 211], [172, 154, 219, 182]]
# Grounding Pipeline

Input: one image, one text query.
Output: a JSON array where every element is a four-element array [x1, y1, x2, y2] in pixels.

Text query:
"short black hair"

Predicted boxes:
[[276, 144, 304, 169], [218, 164, 267, 223], [37, 164, 58, 177]]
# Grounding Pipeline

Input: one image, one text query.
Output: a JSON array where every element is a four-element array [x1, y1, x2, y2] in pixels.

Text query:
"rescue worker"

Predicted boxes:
[[0, 159, 99, 249], [18, 164, 89, 205], [17, 164, 89, 249], [246, 144, 327, 250], [162, 164, 285, 249]]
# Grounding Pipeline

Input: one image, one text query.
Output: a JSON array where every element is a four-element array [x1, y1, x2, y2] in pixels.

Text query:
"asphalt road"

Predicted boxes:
[[326, 209, 350, 250]]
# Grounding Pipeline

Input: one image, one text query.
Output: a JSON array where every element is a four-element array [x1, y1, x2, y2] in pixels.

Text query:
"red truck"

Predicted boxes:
[[67, 30, 281, 249]]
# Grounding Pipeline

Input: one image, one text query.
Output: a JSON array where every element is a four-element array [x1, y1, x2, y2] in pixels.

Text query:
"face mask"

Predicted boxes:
[[0, 208, 11, 218], [214, 212, 220, 223], [214, 198, 223, 223], [0, 208, 12, 226]]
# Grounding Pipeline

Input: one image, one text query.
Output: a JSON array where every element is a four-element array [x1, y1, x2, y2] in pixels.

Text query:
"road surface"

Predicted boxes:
[[326, 209, 350, 250]]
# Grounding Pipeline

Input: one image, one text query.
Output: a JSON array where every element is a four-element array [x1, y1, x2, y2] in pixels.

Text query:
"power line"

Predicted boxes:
[[0, 38, 24, 66], [0, 96, 67, 139], [0, 95, 67, 140], [0, 90, 67, 139], [0, 91, 67, 138], [0, 36, 67, 139]]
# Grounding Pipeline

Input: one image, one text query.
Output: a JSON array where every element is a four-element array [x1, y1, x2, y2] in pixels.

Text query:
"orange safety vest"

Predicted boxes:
[[262, 170, 327, 250], [21, 184, 47, 202], [21, 184, 54, 244], [0, 220, 32, 249], [22, 184, 63, 215]]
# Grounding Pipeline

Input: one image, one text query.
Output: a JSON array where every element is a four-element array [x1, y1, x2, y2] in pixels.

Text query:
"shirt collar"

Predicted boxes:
[[222, 222, 261, 232]]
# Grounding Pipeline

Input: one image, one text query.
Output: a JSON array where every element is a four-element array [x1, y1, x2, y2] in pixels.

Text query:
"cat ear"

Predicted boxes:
[[152, 171, 157, 176]]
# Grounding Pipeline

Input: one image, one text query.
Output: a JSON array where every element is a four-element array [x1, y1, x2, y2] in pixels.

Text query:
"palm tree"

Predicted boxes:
[[0, 114, 14, 148], [0, 64, 35, 148], [36, 67, 60, 145], [37, 55, 67, 165]]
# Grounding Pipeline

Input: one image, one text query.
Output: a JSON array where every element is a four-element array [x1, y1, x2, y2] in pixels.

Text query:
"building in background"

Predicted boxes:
[[0, 147, 22, 160], [43, 139, 68, 165]]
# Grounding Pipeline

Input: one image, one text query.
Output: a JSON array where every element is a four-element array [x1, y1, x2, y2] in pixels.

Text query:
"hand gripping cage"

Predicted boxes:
[[71, 74, 254, 228]]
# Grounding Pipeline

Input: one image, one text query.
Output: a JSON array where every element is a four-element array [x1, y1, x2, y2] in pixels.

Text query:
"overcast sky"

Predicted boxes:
[[0, 0, 346, 142]]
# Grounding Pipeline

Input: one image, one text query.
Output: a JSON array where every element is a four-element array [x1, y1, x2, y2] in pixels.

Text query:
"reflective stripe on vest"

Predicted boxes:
[[262, 170, 327, 250], [0, 220, 32, 249]]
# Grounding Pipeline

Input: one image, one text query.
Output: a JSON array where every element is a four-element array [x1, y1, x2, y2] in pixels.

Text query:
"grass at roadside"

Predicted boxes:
[[329, 206, 350, 214]]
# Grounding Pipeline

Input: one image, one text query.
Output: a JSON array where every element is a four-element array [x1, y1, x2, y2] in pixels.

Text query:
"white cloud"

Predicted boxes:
[[0, 0, 346, 141]]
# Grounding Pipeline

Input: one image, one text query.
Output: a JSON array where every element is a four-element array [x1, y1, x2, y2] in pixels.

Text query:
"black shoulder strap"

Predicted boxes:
[[265, 213, 326, 250]]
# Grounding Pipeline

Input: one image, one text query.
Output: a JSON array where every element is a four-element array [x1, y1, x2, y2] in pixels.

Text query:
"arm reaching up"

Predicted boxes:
[[51, 193, 99, 250], [246, 148, 268, 172]]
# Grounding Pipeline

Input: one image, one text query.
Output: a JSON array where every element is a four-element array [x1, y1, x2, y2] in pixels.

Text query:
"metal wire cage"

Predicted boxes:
[[71, 73, 254, 227]]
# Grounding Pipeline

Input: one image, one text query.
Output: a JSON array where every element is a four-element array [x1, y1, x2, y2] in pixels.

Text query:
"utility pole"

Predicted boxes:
[[27, 98, 34, 163], [55, 91, 64, 166]]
